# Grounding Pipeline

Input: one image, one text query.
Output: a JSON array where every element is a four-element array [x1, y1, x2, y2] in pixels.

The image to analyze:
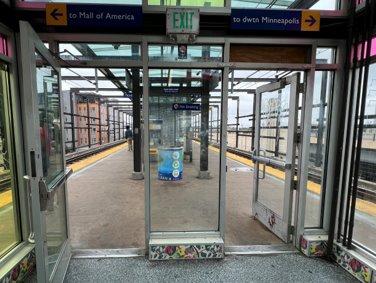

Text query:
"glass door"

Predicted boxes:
[[19, 21, 71, 282], [252, 73, 300, 243]]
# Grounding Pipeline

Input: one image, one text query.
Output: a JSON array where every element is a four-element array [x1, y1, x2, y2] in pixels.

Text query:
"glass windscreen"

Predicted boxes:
[[304, 71, 333, 228], [149, 68, 222, 232], [148, 45, 223, 62], [148, 0, 224, 7], [36, 53, 64, 185], [353, 63, 376, 252], [0, 61, 20, 258]]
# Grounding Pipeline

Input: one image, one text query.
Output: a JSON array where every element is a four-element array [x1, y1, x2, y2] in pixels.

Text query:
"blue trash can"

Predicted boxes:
[[157, 147, 184, 181]]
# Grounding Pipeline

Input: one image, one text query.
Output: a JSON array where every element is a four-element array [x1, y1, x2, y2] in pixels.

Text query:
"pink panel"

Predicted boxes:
[[352, 36, 376, 61], [0, 33, 8, 56]]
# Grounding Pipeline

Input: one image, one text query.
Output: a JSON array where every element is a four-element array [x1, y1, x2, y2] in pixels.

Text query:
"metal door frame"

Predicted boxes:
[[19, 21, 71, 282], [34, 32, 344, 252], [252, 73, 300, 243], [142, 39, 229, 245]]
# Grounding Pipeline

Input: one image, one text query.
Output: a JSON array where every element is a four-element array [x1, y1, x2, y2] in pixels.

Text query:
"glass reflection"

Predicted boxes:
[[35, 52, 67, 277], [149, 68, 222, 232], [257, 86, 291, 216], [36, 56, 64, 185], [0, 62, 20, 258], [353, 63, 376, 252]]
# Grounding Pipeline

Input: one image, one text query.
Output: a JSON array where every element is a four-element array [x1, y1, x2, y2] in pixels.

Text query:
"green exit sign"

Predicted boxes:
[[166, 8, 199, 34]]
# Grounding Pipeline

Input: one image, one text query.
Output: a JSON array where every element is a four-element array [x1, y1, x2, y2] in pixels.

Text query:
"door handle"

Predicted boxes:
[[39, 178, 56, 212], [259, 162, 266, 180], [23, 175, 35, 243]]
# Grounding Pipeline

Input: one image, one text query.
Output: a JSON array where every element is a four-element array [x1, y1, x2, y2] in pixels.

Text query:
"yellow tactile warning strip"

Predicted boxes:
[[205, 142, 376, 217], [0, 190, 12, 208], [69, 143, 127, 173]]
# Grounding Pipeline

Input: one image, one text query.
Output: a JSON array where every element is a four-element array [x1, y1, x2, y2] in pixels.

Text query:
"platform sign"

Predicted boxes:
[[231, 9, 320, 32], [172, 103, 201, 111], [166, 8, 200, 34], [46, 3, 142, 28]]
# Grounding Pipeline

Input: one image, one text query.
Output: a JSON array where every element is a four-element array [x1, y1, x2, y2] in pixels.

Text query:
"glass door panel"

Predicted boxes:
[[19, 21, 70, 282], [149, 68, 222, 232], [252, 74, 300, 243], [0, 61, 21, 258]]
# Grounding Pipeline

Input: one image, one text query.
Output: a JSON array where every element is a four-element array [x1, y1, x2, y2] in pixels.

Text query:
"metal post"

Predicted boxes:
[[315, 71, 328, 167], [86, 99, 91, 148], [236, 97, 240, 148], [113, 108, 116, 141], [107, 105, 110, 142], [275, 89, 282, 157], [210, 107, 213, 143], [70, 91, 76, 151], [199, 76, 210, 178], [217, 106, 220, 143], [252, 93, 257, 151], [98, 99, 102, 145], [132, 65, 143, 179]]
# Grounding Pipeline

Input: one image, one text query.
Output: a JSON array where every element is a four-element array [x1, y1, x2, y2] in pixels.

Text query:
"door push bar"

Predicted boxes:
[[252, 155, 292, 170], [39, 167, 73, 211]]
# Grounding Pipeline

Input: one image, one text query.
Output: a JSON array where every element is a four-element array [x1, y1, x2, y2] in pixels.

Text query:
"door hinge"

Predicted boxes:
[[298, 83, 305, 93], [293, 180, 298, 190], [296, 131, 301, 144], [289, 226, 295, 234]]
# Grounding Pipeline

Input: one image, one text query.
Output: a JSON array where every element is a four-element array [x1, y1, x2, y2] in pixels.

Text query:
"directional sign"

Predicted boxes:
[[46, 4, 67, 26], [301, 11, 320, 32], [172, 103, 201, 111], [45, 4, 142, 28], [231, 9, 320, 32]]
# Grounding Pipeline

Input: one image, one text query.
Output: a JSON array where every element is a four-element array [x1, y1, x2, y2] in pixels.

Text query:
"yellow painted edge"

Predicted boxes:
[[0, 190, 12, 208], [69, 143, 127, 173], [205, 142, 376, 217]]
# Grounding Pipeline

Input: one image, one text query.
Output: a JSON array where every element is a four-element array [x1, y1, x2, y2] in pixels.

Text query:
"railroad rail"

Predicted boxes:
[[66, 139, 127, 164]]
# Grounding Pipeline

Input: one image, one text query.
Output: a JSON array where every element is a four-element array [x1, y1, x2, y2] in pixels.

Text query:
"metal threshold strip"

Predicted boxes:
[[72, 248, 146, 259], [72, 245, 297, 259], [225, 244, 298, 255]]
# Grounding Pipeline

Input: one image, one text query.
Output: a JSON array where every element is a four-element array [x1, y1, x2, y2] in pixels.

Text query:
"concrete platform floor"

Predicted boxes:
[[67, 143, 376, 250], [63, 254, 356, 282], [67, 144, 281, 249]]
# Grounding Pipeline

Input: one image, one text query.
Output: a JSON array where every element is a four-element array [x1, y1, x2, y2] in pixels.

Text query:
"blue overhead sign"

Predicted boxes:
[[172, 103, 201, 111], [46, 3, 142, 28], [231, 9, 320, 32]]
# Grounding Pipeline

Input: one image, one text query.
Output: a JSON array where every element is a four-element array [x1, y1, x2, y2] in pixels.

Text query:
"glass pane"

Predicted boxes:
[[35, 52, 68, 277], [0, 33, 8, 56], [259, 86, 290, 161], [36, 53, 64, 185], [149, 68, 222, 232], [59, 43, 141, 61], [0, 62, 20, 258], [310, 0, 338, 10], [21, 0, 141, 4], [305, 71, 333, 228], [46, 183, 68, 276], [232, 0, 295, 9], [148, 45, 223, 63], [257, 83, 292, 216], [316, 48, 336, 64], [148, 0, 224, 7], [353, 63, 376, 252]]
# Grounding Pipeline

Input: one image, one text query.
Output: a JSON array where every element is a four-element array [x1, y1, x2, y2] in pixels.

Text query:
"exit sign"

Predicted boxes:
[[166, 8, 199, 35]]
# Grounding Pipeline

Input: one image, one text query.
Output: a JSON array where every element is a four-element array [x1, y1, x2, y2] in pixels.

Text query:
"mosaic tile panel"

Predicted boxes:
[[333, 244, 373, 283], [149, 244, 224, 260], [300, 235, 327, 257], [0, 250, 35, 283]]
